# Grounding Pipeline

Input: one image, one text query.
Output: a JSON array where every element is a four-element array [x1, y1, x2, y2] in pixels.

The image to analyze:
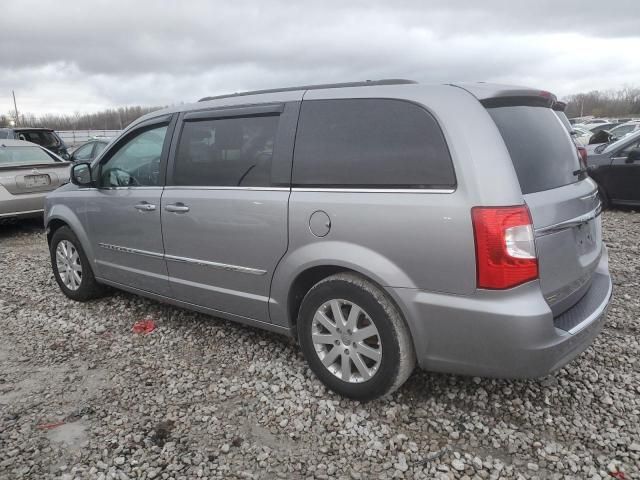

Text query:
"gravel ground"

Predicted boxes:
[[0, 213, 638, 480]]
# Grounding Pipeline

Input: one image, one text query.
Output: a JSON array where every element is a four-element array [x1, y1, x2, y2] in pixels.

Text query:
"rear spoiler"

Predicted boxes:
[[481, 92, 557, 108], [0, 162, 70, 171], [451, 83, 558, 109]]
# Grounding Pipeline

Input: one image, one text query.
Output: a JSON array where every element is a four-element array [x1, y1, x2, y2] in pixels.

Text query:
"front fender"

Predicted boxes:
[[269, 240, 416, 327], [45, 202, 94, 262]]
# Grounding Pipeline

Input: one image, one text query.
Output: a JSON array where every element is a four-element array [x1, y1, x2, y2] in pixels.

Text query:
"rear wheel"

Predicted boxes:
[[298, 273, 415, 401], [598, 185, 610, 209], [50, 226, 105, 301]]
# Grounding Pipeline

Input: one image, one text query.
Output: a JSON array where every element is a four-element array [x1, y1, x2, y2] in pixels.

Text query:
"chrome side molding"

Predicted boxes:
[[98, 243, 266, 275], [98, 243, 164, 259], [164, 254, 266, 275]]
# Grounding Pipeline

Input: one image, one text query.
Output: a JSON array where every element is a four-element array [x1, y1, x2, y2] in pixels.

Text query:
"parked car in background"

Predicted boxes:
[[608, 121, 640, 140], [69, 138, 110, 162], [583, 118, 609, 125], [588, 130, 640, 207], [0, 127, 70, 159], [572, 126, 594, 146], [0, 139, 70, 221], [587, 122, 621, 134], [45, 81, 611, 400]]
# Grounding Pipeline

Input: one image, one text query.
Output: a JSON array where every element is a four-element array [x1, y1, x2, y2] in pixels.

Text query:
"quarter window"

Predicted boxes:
[[99, 125, 167, 187], [172, 115, 279, 187], [292, 99, 455, 188]]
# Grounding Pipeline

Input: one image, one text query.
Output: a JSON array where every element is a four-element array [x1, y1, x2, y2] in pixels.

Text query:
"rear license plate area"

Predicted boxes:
[[24, 174, 51, 188], [574, 220, 596, 254]]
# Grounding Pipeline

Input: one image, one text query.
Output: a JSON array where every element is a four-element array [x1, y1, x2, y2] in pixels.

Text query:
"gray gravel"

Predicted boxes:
[[0, 213, 638, 479]]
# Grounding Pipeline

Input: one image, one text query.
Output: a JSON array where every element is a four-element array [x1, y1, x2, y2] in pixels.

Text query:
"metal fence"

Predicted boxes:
[[56, 130, 121, 147]]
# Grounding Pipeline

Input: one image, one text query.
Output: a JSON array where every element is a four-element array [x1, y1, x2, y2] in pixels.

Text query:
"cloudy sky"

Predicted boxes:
[[1, 0, 640, 115]]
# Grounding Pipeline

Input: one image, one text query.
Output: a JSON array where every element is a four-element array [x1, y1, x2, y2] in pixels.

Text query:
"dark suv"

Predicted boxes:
[[0, 127, 70, 159]]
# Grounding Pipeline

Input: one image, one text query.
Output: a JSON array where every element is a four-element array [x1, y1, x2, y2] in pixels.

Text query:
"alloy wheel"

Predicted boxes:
[[311, 299, 382, 383], [56, 240, 83, 291]]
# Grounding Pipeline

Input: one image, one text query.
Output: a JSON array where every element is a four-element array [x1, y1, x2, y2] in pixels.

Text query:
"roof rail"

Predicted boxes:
[[198, 79, 417, 102]]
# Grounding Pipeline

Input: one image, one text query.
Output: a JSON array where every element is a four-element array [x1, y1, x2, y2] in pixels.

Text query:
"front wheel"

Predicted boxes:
[[298, 273, 415, 401], [50, 226, 105, 301]]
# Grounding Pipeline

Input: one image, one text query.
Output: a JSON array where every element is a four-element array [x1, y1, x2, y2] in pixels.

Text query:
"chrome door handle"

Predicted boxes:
[[134, 202, 156, 211], [165, 203, 190, 213]]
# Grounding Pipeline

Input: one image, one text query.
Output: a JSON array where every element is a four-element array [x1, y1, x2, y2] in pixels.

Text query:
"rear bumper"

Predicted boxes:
[[0, 186, 45, 218], [390, 246, 612, 378]]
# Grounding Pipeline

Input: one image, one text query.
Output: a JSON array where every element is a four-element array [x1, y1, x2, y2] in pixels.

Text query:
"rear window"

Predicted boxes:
[[487, 106, 581, 194], [17, 130, 60, 147], [292, 99, 455, 188], [0, 146, 57, 166]]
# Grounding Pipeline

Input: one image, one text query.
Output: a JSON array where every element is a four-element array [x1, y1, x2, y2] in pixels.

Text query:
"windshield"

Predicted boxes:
[[609, 124, 637, 138], [487, 105, 581, 194], [0, 130, 12, 139], [0, 145, 57, 166], [600, 130, 640, 154]]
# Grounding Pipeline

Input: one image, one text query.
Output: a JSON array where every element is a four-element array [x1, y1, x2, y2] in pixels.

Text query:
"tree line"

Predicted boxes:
[[1, 85, 639, 130], [0, 105, 163, 131], [563, 86, 640, 118]]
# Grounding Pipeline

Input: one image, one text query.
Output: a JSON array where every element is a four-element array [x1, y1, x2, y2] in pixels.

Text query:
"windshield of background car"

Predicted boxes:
[[602, 130, 640, 154], [0, 146, 57, 166], [610, 124, 637, 138], [0, 130, 12, 139]]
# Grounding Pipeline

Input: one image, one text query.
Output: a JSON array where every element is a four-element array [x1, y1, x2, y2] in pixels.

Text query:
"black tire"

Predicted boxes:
[[50, 226, 105, 301], [298, 272, 415, 401], [598, 186, 610, 209]]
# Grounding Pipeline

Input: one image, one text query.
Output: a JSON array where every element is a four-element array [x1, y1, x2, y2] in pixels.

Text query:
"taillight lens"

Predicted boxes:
[[471, 206, 538, 289], [577, 146, 588, 168]]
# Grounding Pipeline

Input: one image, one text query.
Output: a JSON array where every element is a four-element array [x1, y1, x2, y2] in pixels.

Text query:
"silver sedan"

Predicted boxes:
[[0, 139, 70, 220]]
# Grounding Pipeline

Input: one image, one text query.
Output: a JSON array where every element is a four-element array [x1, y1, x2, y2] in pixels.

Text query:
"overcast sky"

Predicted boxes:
[[1, 0, 640, 116]]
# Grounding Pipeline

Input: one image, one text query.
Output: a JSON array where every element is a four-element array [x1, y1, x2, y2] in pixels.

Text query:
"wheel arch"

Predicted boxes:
[[270, 242, 417, 346], [45, 205, 95, 261]]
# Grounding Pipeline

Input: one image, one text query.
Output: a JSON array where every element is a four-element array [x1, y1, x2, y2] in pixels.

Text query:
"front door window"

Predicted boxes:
[[99, 126, 167, 187]]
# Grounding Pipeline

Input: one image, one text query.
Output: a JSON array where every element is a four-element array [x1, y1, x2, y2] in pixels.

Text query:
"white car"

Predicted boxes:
[[571, 126, 594, 145]]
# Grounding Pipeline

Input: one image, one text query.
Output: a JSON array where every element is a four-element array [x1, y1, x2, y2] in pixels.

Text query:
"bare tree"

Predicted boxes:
[[2, 106, 164, 130], [564, 86, 640, 118]]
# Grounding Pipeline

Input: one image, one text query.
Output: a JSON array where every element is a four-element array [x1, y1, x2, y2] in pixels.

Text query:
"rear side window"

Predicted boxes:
[[487, 106, 581, 194], [292, 99, 455, 188], [173, 115, 279, 187]]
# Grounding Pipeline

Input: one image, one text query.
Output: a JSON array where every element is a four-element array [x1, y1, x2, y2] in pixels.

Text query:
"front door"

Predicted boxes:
[[608, 137, 640, 204], [85, 117, 174, 295], [161, 103, 298, 321]]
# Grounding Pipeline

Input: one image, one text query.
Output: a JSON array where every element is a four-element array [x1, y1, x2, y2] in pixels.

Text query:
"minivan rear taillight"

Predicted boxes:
[[577, 146, 588, 168], [471, 206, 538, 289]]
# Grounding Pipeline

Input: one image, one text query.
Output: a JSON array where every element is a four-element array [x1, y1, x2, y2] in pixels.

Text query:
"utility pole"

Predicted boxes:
[[12, 90, 19, 126]]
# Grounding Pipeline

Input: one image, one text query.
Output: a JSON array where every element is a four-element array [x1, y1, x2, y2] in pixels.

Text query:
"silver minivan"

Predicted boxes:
[[45, 80, 612, 400]]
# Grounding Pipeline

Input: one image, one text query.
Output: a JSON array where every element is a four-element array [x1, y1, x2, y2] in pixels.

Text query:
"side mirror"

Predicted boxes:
[[70, 162, 93, 186], [626, 149, 640, 163]]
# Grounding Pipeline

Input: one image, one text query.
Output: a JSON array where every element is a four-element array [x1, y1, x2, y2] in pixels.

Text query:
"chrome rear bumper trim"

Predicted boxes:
[[535, 202, 602, 237]]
